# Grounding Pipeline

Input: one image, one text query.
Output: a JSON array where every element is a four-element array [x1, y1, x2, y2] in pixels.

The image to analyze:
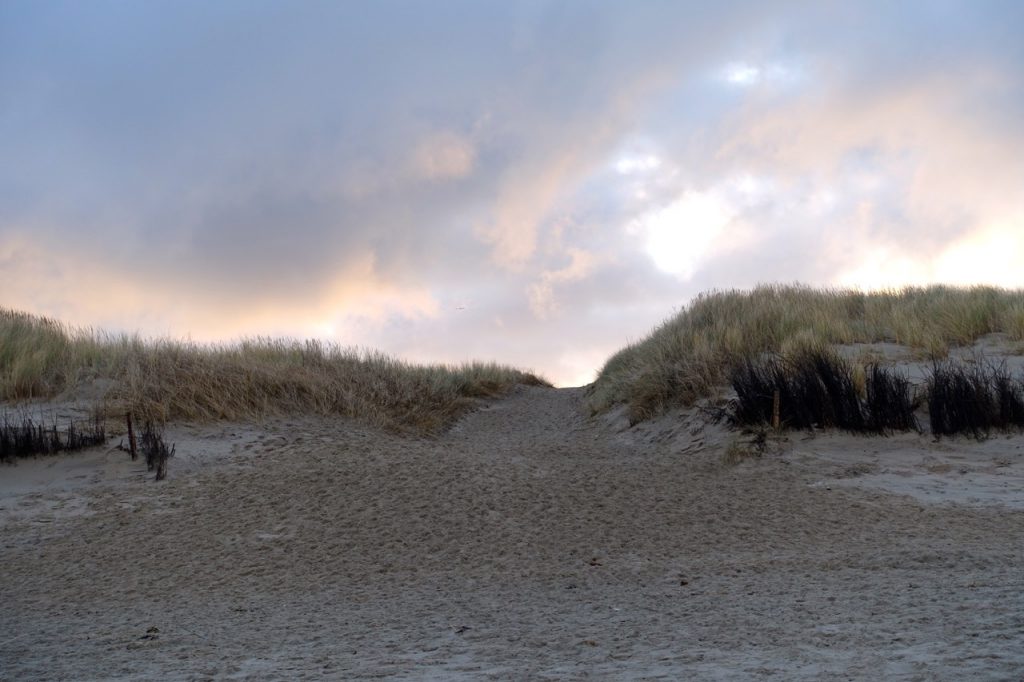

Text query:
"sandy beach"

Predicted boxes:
[[4, 1, 1024, 676], [2, 380, 1023, 680]]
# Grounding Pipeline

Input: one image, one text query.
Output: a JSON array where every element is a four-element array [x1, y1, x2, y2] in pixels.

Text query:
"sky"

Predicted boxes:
[[2, 1, 1023, 386]]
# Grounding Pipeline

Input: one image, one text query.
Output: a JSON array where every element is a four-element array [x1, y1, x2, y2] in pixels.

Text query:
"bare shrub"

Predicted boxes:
[[0, 414, 106, 462], [140, 421, 174, 481]]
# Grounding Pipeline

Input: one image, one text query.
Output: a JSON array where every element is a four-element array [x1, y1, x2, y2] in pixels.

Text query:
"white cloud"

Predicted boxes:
[[629, 190, 736, 279], [3, 1, 1023, 390], [615, 154, 661, 174], [836, 217, 1024, 291], [528, 248, 598, 319], [724, 62, 760, 85], [836, 247, 931, 290], [721, 60, 802, 88], [933, 218, 1024, 288]]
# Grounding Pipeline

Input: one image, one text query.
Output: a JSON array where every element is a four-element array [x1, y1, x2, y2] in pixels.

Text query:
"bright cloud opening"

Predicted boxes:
[[629, 191, 736, 279], [837, 219, 1024, 291], [721, 60, 803, 88], [935, 220, 1024, 288], [836, 248, 931, 290], [724, 62, 760, 85], [615, 155, 662, 174]]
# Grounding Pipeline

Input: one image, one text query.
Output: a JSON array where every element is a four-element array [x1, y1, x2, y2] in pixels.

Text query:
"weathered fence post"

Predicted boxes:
[[772, 389, 781, 431], [126, 412, 138, 461]]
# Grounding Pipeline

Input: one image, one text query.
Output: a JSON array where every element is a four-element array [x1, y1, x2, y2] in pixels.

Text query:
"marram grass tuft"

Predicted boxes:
[[0, 309, 549, 434], [590, 284, 1024, 422]]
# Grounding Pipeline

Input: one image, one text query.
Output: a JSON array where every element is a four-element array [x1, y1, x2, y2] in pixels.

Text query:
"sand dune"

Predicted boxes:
[[2, 384, 1023, 680]]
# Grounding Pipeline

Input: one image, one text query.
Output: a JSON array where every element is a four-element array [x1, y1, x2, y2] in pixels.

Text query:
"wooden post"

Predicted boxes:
[[126, 412, 138, 461], [772, 390, 781, 431]]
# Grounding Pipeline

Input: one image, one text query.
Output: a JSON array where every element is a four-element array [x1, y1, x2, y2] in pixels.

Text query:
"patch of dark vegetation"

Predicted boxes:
[[731, 350, 869, 431], [730, 351, 917, 434], [733, 353, 1024, 438], [991, 362, 1024, 430], [799, 350, 865, 431], [864, 363, 920, 433], [140, 421, 174, 481], [928, 360, 1024, 439], [126, 412, 138, 461], [0, 414, 106, 462], [729, 357, 784, 427], [928, 361, 993, 439]]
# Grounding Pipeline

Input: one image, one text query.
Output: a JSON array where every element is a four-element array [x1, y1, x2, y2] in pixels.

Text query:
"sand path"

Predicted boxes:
[[2, 386, 1023, 679]]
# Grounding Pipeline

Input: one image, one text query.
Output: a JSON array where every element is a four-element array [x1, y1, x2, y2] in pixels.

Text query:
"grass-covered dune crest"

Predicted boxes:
[[589, 284, 1024, 423], [0, 308, 550, 434]]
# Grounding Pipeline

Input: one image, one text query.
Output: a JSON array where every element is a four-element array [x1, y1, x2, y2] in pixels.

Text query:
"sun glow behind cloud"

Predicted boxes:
[[629, 191, 736, 279], [724, 62, 761, 85], [838, 218, 1024, 292], [615, 155, 662, 175], [935, 221, 1024, 289], [721, 61, 804, 88]]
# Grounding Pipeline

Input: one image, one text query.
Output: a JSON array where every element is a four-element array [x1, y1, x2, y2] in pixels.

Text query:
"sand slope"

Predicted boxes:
[[2, 386, 1023, 680]]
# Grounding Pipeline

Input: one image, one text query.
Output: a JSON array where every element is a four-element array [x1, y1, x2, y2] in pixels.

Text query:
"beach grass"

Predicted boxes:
[[0, 308, 549, 434], [729, 349, 921, 433], [927, 359, 1024, 438], [590, 284, 1024, 423], [0, 414, 107, 462]]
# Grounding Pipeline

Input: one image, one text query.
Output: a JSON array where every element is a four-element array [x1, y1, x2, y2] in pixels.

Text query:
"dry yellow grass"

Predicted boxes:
[[0, 308, 549, 434], [589, 284, 1024, 423]]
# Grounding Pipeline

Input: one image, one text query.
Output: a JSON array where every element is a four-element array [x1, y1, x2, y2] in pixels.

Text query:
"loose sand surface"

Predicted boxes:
[[2, 385, 1023, 680]]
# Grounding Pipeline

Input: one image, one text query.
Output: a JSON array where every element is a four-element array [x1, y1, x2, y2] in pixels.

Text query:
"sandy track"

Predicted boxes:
[[2, 386, 1023, 680]]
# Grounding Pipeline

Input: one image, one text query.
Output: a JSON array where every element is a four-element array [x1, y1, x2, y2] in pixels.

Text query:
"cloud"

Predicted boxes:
[[410, 131, 476, 181], [703, 67, 1024, 283], [0, 230, 439, 341], [628, 190, 737, 280], [528, 248, 598, 319], [2, 1, 1023, 388], [836, 216, 1024, 291], [475, 151, 582, 269]]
